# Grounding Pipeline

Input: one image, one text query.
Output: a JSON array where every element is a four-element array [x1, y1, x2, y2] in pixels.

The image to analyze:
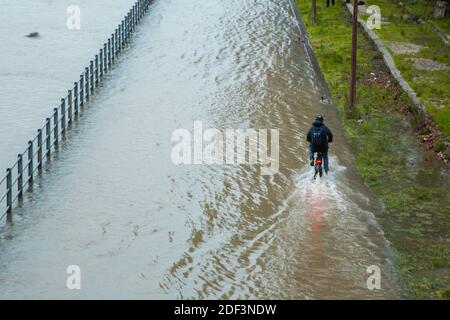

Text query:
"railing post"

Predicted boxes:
[[53, 108, 59, 147], [37, 129, 43, 173], [125, 17, 128, 42], [137, 3, 140, 22], [99, 49, 104, 78], [80, 75, 84, 107], [128, 10, 133, 38], [27, 141, 33, 190], [126, 13, 130, 38], [46, 118, 51, 159], [138, 1, 141, 19], [61, 98, 66, 135], [128, 13, 131, 38], [125, 15, 128, 40], [108, 39, 112, 67], [95, 55, 99, 85], [17, 154, 23, 203], [74, 82, 79, 115], [85, 67, 90, 101], [115, 29, 118, 54], [68, 90, 73, 125], [104, 43, 108, 73], [137, 1, 140, 19], [6, 168, 12, 223], [121, 20, 125, 47], [131, 10, 134, 31], [136, 3, 139, 23], [138, 0, 140, 18], [118, 26, 122, 52], [111, 35, 115, 64], [90, 61, 94, 93]]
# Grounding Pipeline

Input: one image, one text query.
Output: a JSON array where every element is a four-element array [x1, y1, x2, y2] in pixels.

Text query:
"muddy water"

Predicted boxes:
[[0, 0, 402, 299]]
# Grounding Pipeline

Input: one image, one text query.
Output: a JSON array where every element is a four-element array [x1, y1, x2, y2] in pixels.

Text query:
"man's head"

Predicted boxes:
[[315, 115, 324, 123]]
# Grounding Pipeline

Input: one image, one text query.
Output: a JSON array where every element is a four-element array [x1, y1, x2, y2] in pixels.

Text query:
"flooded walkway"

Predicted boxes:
[[0, 0, 402, 299]]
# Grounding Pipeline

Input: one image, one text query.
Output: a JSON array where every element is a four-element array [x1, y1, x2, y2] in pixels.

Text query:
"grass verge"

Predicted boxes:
[[361, 0, 450, 140]]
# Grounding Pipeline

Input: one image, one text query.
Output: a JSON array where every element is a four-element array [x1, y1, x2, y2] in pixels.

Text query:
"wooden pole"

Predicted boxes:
[[312, 0, 317, 25], [349, 0, 358, 113]]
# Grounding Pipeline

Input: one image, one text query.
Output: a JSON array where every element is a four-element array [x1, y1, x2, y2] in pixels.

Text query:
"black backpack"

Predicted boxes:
[[311, 126, 327, 148]]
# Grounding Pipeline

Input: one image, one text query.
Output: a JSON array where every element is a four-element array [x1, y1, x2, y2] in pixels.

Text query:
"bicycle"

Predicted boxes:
[[313, 152, 324, 179]]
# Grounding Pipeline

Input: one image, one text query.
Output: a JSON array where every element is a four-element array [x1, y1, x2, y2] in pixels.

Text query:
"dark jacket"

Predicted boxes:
[[306, 120, 333, 152]]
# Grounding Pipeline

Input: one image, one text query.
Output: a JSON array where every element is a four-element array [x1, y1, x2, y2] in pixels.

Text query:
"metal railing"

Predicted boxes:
[[0, 0, 153, 224]]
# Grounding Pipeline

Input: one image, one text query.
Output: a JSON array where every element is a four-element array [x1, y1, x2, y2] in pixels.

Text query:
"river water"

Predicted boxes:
[[0, 0, 136, 170], [0, 0, 403, 299]]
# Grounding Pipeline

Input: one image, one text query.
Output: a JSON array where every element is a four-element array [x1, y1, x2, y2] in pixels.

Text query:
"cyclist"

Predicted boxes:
[[306, 115, 333, 174]]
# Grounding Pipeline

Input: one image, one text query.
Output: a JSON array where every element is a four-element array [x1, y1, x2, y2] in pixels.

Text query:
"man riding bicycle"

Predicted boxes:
[[306, 115, 333, 174]]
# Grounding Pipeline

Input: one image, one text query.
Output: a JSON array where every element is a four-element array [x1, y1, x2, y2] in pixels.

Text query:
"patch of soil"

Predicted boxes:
[[407, 57, 450, 71], [419, 116, 450, 164], [412, 75, 436, 83], [386, 41, 427, 55], [362, 70, 450, 164]]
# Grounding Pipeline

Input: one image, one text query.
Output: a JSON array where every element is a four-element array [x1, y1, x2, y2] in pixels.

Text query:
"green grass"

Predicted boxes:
[[363, 0, 450, 139], [296, 0, 450, 299], [398, 0, 450, 34], [433, 18, 450, 34]]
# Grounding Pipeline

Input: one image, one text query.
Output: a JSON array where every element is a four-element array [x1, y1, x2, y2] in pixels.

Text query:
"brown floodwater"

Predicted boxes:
[[0, 0, 403, 299]]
